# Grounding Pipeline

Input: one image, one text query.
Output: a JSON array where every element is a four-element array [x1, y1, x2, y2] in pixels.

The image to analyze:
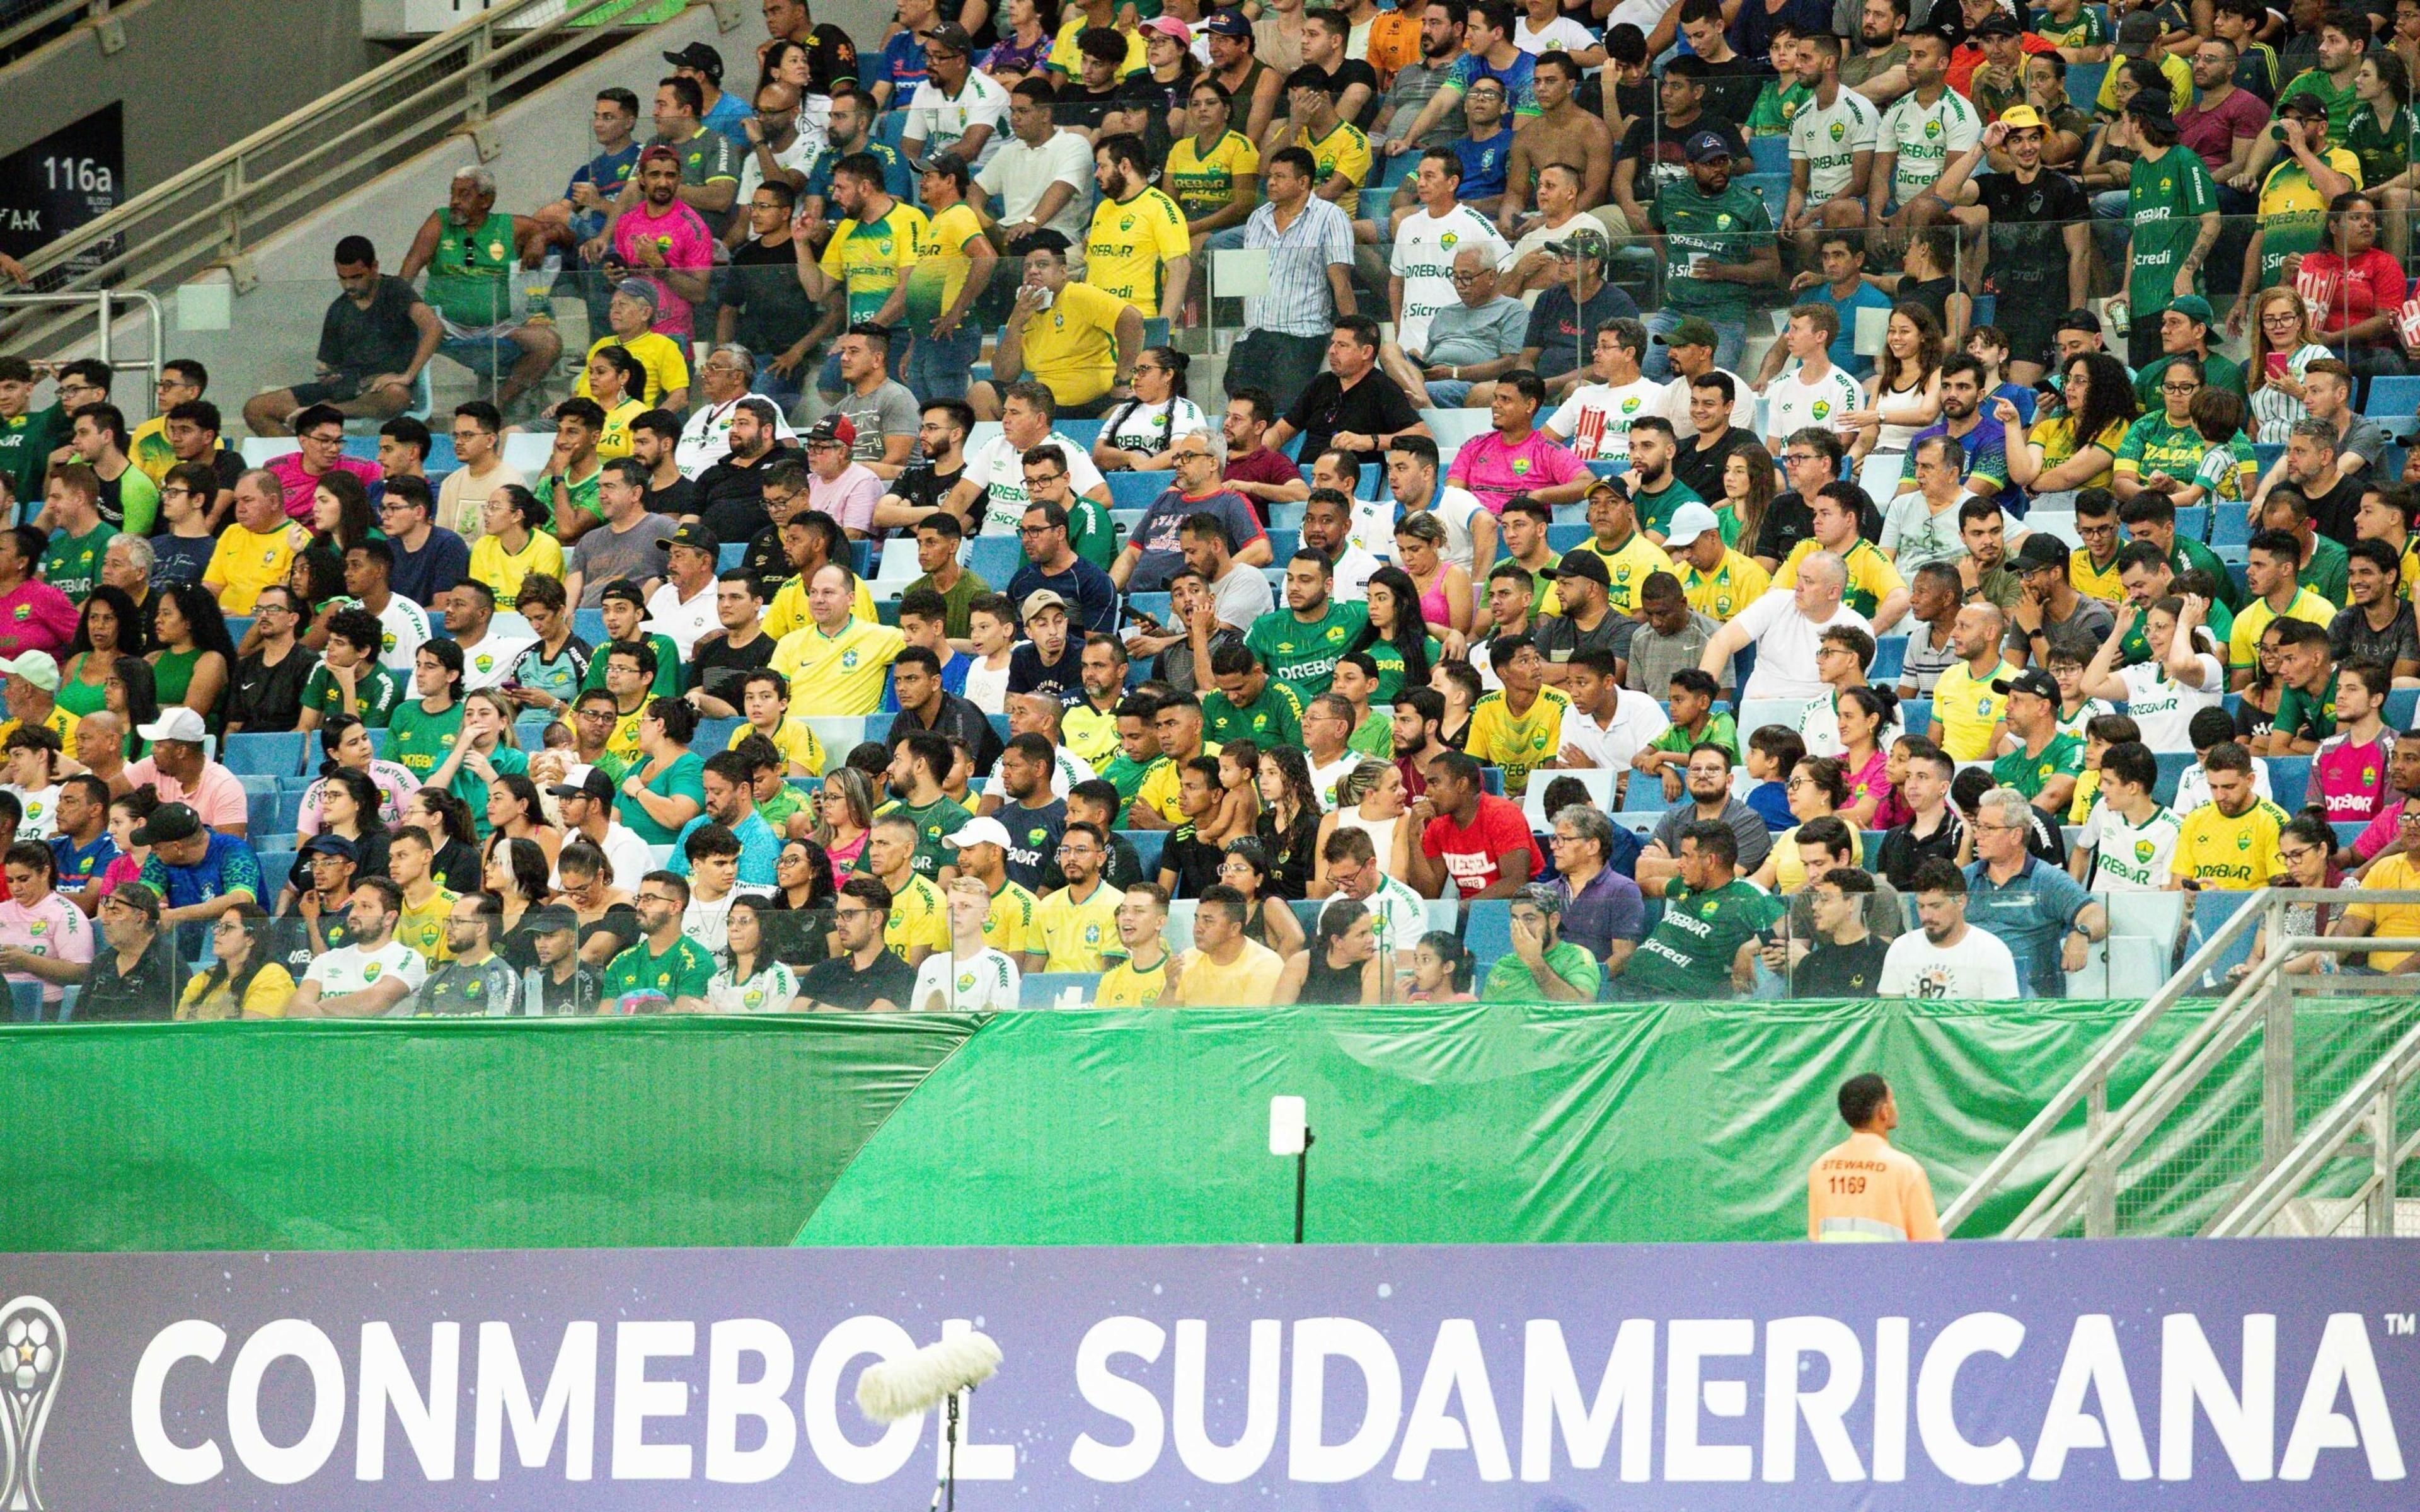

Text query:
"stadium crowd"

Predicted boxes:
[[3, 0, 2420, 1016]]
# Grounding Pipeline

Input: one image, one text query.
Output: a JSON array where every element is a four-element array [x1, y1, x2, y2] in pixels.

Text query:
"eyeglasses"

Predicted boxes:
[[1017, 522, 1060, 536], [2162, 382, 2200, 395]]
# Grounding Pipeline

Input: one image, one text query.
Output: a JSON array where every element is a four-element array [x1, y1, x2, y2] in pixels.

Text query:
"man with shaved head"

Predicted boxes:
[[1696, 546, 1874, 701]]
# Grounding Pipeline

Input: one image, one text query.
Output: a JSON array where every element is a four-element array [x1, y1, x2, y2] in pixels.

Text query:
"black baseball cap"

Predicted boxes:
[[664, 42, 725, 80], [660, 522, 721, 557], [1555, 549, 1612, 586], [548, 764, 618, 804], [1993, 667, 2061, 701], [132, 803, 202, 847]]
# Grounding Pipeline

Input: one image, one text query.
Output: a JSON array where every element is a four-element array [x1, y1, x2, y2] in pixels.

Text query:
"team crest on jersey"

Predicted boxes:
[[1828, 120, 1845, 141], [1923, 120, 1942, 139], [2238, 832, 2253, 850], [1715, 213, 1732, 227], [841, 650, 860, 670], [1812, 400, 1831, 419], [1084, 923, 1102, 943], [956, 970, 978, 990], [1325, 626, 1346, 642], [2135, 839, 2155, 862], [1440, 231, 1460, 249], [1699, 899, 1717, 915], [1119, 215, 1134, 232], [364, 962, 383, 982], [1511, 457, 1532, 474], [1620, 396, 1641, 414]]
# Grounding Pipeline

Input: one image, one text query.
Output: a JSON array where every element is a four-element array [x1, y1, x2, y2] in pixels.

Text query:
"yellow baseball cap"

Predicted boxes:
[[1997, 105, 2047, 131]]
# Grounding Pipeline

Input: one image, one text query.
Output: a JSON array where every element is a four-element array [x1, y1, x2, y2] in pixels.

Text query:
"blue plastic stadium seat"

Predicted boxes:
[[1359, 462, 1383, 498], [1464, 900, 1513, 966], [222, 731, 307, 777], [1547, 523, 1589, 552], [1141, 318, 1169, 350], [1056, 418, 1104, 449], [2387, 689, 2420, 729], [1899, 698, 1931, 735], [8, 980, 40, 1022], [2174, 505, 2210, 543], [987, 714, 1011, 743], [2211, 503, 2250, 547], [1022, 971, 1098, 1007], [1748, 135, 1788, 175], [2362, 374, 2420, 438], [696, 716, 744, 754], [1129, 592, 1173, 624], [255, 850, 297, 896], [965, 536, 1023, 585], [2269, 757, 2310, 813], [1870, 638, 1905, 679], [1481, 767, 1504, 795], [1128, 828, 1168, 877], [1107, 472, 1167, 510], [572, 609, 608, 646], [2252, 443, 2284, 474], [2153, 750, 2194, 806], [245, 785, 279, 838], [1267, 528, 1300, 560], [719, 544, 746, 572], [1270, 501, 1306, 529]]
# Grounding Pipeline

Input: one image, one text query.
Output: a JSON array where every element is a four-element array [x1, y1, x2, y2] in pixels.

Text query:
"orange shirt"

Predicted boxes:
[[1807, 1130, 1944, 1242]]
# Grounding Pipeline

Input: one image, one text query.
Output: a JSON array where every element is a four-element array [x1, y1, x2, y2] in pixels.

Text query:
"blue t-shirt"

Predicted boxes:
[[1451, 127, 1516, 200], [1990, 381, 2039, 427], [671, 808, 783, 888], [51, 831, 118, 893], [565, 144, 642, 242], [1450, 50, 1536, 117], [1964, 855, 2090, 996], [880, 651, 969, 711], [141, 831, 265, 953], [879, 31, 929, 95], [1746, 780, 1792, 830], [389, 527, 471, 609], [1813, 278, 1893, 380], [701, 89, 757, 153], [1005, 557, 1120, 636], [806, 140, 912, 202]]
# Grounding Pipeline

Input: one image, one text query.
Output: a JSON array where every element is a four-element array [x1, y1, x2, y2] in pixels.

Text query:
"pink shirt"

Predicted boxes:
[[2315, 733, 2390, 824], [1845, 747, 1893, 819], [612, 200, 715, 340], [0, 580, 79, 658], [267, 452, 383, 522], [1447, 428, 1587, 513], [125, 757, 248, 833], [809, 463, 884, 540], [0, 891, 92, 1002]]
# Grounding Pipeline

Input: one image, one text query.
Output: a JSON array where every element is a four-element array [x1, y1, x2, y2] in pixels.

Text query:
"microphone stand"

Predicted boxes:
[[1293, 1127, 1316, 1244], [928, 1392, 962, 1512]]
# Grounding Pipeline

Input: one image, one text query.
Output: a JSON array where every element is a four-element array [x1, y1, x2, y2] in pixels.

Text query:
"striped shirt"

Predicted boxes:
[[1241, 196, 1355, 338]]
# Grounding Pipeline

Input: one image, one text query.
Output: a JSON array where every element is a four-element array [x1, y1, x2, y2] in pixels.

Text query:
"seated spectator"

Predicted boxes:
[[1093, 347, 1213, 472], [1111, 447, 1270, 595], [397, 167, 562, 413], [74, 882, 187, 1022], [967, 242, 1143, 422], [1172, 883, 1287, 1005], [1381, 246, 1528, 411], [1485, 227, 1641, 407], [1476, 882, 1599, 1000], [1610, 818, 1778, 998], [2284, 191, 2414, 392], [243, 238, 441, 437], [1611, 56, 1747, 238], [1446, 372, 1590, 513], [1879, 857, 2022, 997], [1545, 802, 1643, 968]]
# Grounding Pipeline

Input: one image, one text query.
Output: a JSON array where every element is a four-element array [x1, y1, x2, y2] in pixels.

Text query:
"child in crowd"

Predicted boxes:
[[963, 597, 1017, 715], [2067, 713, 2143, 825], [1868, 733, 1925, 829], [1743, 724, 1804, 831], [2175, 706, 2275, 813], [1406, 930, 1477, 1002], [0, 728, 62, 840], [2178, 388, 2256, 508], [2313, 659, 2395, 825], [2046, 634, 2116, 743], [1633, 668, 1739, 801], [1201, 738, 1263, 849]]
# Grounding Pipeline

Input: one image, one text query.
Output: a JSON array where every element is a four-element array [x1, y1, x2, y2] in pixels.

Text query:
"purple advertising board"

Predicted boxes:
[[0, 1239, 2413, 1509]]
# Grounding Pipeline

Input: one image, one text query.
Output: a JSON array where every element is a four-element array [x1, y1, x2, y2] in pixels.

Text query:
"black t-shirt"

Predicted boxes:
[[78, 939, 188, 1022], [227, 644, 313, 733], [1055, 81, 1126, 134], [1619, 112, 1746, 200], [433, 839, 483, 895], [1523, 281, 1643, 381], [1285, 369, 1422, 466], [2332, 601, 2420, 670], [1753, 488, 1884, 563], [1325, 60, 1383, 129], [1160, 823, 1226, 899], [996, 796, 1067, 893], [726, 235, 819, 355], [1876, 811, 1966, 891], [694, 449, 787, 542], [889, 459, 964, 524], [580, 902, 643, 962], [1975, 170, 2089, 291], [744, 524, 790, 592], [536, 961, 606, 1015], [687, 629, 778, 708], [2305, 476, 2363, 544], [1899, 274, 1958, 335], [1691, 59, 1768, 127], [1006, 641, 1082, 699], [1670, 426, 1756, 505], [319, 275, 424, 381], [1792, 934, 1890, 997], [800, 949, 920, 1011], [645, 476, 699, 518]]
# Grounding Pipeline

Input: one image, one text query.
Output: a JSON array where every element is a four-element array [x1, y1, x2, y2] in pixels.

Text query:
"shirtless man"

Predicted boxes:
[[1497, 51, 1613, 240]]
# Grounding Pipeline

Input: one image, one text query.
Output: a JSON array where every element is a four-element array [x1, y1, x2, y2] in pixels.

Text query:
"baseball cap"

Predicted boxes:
[[911, 151, 971, 187], [1020, 588, 1070, 621], [0, 651, 59, 692], [1544, 226, 1610, 265], [2165, 294, 2216, 326], [804, 413, 858, 449], [921, 21, 974, 52], [599, 579, 648, 610], [2013, 534, 2073, 574], [663, 42, 725, 79], [1997, 103, 2046, 131], [548, 764, 617, 803], [527, 904, 580, 935], [131, 802, 203, 847], [2057, 307, 2102, 335], [1140, 15, 1190, 42], [137, 707, 208, 745], [1683, 129, 1735, 164], [1555, 549, 1612, 586], [301, 833, 360, 862], [613, 278, 660, 309], [1993, 667, 2061, 701], [944, 816, 1014, 852], [2115, 11, 2162, 54], [1661, 501, 1724, 551], [1202, 9, 1252, 37], [659, 522, 721, 558], [1973, 12, 2021, 38], [2278, 90, 2329, 118], [1654, 316, 1720, 350], [637, 143, 682, 170]]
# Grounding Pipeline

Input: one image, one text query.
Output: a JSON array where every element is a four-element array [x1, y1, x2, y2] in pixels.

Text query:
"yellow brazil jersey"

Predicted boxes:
[[1296, 120, 1372, 191], [2228, 587, 2336, 671], [468, 530, 566, 610], [596, 398, 645, 459], [981, 879, 1041, 956], [1135, 740, 1225, 823], [732, 715, 827, 776], [765, 573, 877, 639], [1578, 532, 1676, 616], [1017, 279, 1127, 408], [2171, 796, 2288, 891], [1063, 700, 1121, 767], [1084, 188, 1190, 318], [129, 417, 176, 484], [1929, 658, 2014, 764], [904, 202, 986, 330], [1166, 130, 1259, 220], [1047, 13, 1147, 76], [2350, 852, 2420, 970], [579, 330, 691, 408], [1034, 881, 1125, 972], [1680, 548, 1770, 622], [396, 887, 458, 967], [770, 617, 907, 717], [2402, 539, 2420, 595], [204, 523, 297, 616], [1775, 537, 1904, 619], [2069, 546, 2125, 605], [818, 203, 930, 326], [1465, 685, 1572, 798], [1097, 953, 1171, 1006], [0, 704, 78, 748], [884, 872, 950, 961]]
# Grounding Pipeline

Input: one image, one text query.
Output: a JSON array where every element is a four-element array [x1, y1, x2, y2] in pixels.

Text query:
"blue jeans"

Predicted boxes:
[[1640, 309, 1745, 382], [904, 324, 983, 403], [751, 360, 804, 413]]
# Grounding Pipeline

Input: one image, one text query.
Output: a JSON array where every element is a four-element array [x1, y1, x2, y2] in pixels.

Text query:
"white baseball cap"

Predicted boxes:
[[137, 707, 209, 745], [1661, 501, 1722, 551], [943, 816, 1014, 851]]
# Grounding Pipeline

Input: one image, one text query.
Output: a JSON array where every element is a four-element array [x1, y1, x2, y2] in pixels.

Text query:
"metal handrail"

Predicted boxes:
[[1937, 885, 2269, 1234], [4, 0, 701, 348], [0, 289, 163, 394], [0, 0, 107, 60], [2206, 1016, 2420, 1237]]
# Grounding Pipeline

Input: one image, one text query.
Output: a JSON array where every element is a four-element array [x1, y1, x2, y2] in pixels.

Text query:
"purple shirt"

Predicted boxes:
[[2178, 89, 2271, 176], [611, 200, 716, 340], [1448, 428, 1587, 513], [1556, 862, 1645, 963]]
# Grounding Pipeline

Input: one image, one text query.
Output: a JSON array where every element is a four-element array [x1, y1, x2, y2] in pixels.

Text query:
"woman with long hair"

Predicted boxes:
[[483, 772, 562, 872], [1393, 510, 1472, 638], [758, 837, 837, 966], [812, 765, 875, 872], [1276, 896, 1385, 1005], [2290, 192, 2413, 391], [93, 788, 157, 900], [176, 901, 295, 1020], [304, 469, 378, 559], [1843, 301, 1944, 495], [1714, 441, 1776, 551], [709, 895, 805, 1012], [1252, 746, 1323, 898], [426, 689, 532, 839], [2007, 350, 2139, 493], [1214, 836, 1306, 958], [1406, 929, 1476, 1002], [1092, 346, 1209, 471], [981, 0, 1057, 83], [1170, 77, 1258, 255], [281, 767, 391, 910], [59, 584, 146, 721], [1352, 566, 1440, 702], [299, 714, 418, 832], [405, 787, 485, 895], [146, 581, 234, 729], [2240, 287, 2333, 442], [106, 655, 159, 757], [287, 548, 347, 651], [584, 345, 648, 457], [1311, 759, 1412, 896], [618, 696, 707, 845], [2346, 50, 2413, 255], [1748, 755, 1862, 893], [482, 836, 554, 970]]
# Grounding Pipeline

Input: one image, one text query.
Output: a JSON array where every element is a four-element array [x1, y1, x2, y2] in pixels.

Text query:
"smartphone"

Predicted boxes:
[[2266, 352, 2290, 377]]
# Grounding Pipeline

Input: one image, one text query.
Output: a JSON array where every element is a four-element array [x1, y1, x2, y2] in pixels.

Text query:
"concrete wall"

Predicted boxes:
[[0, 0, 379, 195]]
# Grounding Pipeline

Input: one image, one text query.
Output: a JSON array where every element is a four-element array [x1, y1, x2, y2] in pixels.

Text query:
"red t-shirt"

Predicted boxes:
[[2301, 248, 2409, 338], [1421, 795, 1544, 898], [1221, 447, 1305, 524]]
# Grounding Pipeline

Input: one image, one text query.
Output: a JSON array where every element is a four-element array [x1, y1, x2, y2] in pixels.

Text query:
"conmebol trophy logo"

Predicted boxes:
[[0, 1297, 62, 1511]]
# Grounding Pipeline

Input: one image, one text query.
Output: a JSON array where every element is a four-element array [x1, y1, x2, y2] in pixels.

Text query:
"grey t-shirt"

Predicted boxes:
[[569, 513, 677, 607], [832, 379, 921, 468], [1376, 58, 1465, 149], [1623, 610, 1719, 695], [2003, 593, 2116, 660], [1649, 796, 1773, 874], [1421, 294, 1530, 369]]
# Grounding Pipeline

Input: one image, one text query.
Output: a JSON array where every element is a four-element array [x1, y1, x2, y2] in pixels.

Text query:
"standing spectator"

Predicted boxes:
[[2121, 94, 2221, 372], [1229, 149, 1358, 416], [398, 168, 561, 414], [1806, 1072, 1944, 1238], [243, 239, 441, 437], [890, 156, 997, 408], [798, 154, 928, 381], [718, 181, 820, 411], [602, 147, 716, 348]]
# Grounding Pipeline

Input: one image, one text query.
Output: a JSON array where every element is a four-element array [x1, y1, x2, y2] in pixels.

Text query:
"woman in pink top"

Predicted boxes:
[[2294, 192, 2412, 386], [296, 716, 418, 835], [1836, 687, 1898, 830], [0, 841, 94, 1006], [1392, 512, 1472, 638]]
